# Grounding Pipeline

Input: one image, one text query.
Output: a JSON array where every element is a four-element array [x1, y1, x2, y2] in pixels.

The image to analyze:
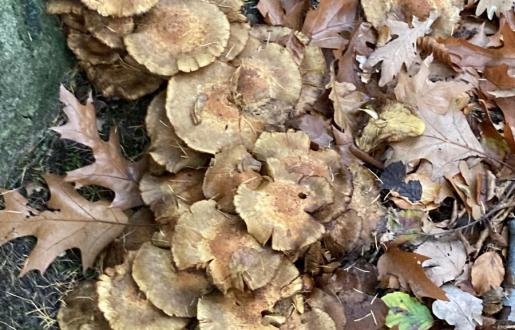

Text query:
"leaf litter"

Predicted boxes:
[[1, 0, 515, 328]]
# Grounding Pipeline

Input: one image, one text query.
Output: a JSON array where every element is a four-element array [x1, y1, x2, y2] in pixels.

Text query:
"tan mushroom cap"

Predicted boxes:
[[139, 170, 205, 223], [61, 14, 87, 32], [124, 0, 230, 76], [82, 57, 163, 100], [220, 23, 251, 62], [172, 200, 282, 293], [80, 0, 159, 17], [47, 0, 84, 15], [68, 31, 119, 65], [146, 93, 208, 173], [84, 10, 134, 49], [197, 261, 301, 330], [234, 176, 333, 251], [132, 242, 212, 318], [167, 61, 263, 154], [231, 42, 302, 125], [203, 145, 262, 212], [57, 281, 110, 330], [97, 252, 188, 330], [282, 309, 337, 330], [206, 0, 246, 22]]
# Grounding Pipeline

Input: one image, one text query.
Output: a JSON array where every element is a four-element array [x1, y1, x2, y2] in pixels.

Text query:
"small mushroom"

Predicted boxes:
[[67, 31, 120, 65], [132, 242, 212, 318], [124, 0, 230, 76], [84, 10, 134, 49], [146, 92, 208, 173], [47, 0, 84, 15], [172, 200, 282, 293], [80, 0, 160, 17], [97, 252, 188, 330], [202, 145, 262, 212], [82, 56, 163, 100], [220, 23, 251, 62]]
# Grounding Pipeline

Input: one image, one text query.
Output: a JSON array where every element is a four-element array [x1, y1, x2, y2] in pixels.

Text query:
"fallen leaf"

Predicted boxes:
[[415, 240, 467, 286], [257, 0, 309, 30], [0, 174, 128, 275], [301, 0, 358, 49], [475, 0, 514, 19], [390, 56, 483, 179], [377, 247, 448, 300], [471, 251, 505, 295], [380, 161, 423, 202], [289, 113, 333, 148], [364, 13, 437, 86], [382, 292, 434, 330], [432, 285, 483, 330], [485, 64, 515, 89], [52, 86, 145, 209]]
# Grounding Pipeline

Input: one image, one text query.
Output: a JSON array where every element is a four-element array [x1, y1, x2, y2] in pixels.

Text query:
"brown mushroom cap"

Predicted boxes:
[[67, 31, 120, 65], [84, 10, 134, 49], [61, 14, 87, 32], [146, 92, 208, 173], [47, 0, 84, 15], [139, 170, 205, 223], [82, 57, 163, 100], [132, 242, 212, 318], [282, 309, 337, 330], [172, 200, 282, 293], [166, 61, 263, 154], [234, 176, 333, 251], [97, 252, 188, 330], [80, 0, 159, 17], [220, 23, 251, 62], [202, 145, 262, 212], [206, 0, 247, 23], [124, 0, 230, 76], [58, 281, 110, 330]]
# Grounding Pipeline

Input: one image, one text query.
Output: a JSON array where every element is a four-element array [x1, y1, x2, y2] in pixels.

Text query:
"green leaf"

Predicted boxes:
[[382, 292, 433, 330]]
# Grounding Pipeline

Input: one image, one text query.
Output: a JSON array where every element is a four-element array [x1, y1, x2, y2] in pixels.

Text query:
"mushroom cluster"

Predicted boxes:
[[50, 0, 386, 328]]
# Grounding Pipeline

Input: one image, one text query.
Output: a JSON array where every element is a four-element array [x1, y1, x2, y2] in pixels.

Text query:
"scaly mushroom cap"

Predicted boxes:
[[97, 252, 188, 330], [197, 261, 302, 330], [202, 145, 262, 212], [231, 41, 302, 125], [57, 281, 110, 330], [234, 176, 333, 251], [221, 23, 251, 62], [67, 31, 119, 65], [84, 10, 134, 49], [124, 0, 230, 76], [282, 309, 337, 330], [82, 57, 163, 100], [172, 200, 282, 293], [146, 93, 208, 173], [206, 0, 246, 22], [47, 0, 84, 15], [166, 61, 263, 154], [132, 242, 212, 318], [139, 170, 205, 223], [80, 0, 159, 17]]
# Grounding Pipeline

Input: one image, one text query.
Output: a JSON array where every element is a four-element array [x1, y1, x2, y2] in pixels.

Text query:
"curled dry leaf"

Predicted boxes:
[[172, 200, 282, 293], [124, 0, 229, 76], [415, 240, 467, 286], [0, 174, 128, 275], [52, 86, 145, 209], [432, 285, 483, 330], [471, 251, 505, 295], [97, 253, 188, 330], [132, 242, 212, 318], [57, 281, 110, 330]]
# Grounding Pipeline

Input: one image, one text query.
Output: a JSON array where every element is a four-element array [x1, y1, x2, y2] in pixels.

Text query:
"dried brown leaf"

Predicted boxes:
[[471, 251, 505, 295]]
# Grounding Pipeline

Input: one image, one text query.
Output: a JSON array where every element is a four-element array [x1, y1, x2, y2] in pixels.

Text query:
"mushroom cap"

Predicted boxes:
[[139, 170, 205, 223], [61, 14, 87, 32], [206, 0, 247, 22], [172, 200, 282, 293], [146, 92, 208, 173], [282, 309, 337, 330], [202, 145, 262, 212], [97, 252, 188, 330], [82, 57, 162, 100], [234, 176, 333, 251], [220, 23, 251, 62], [132, 242, 212, 318], [166, 61, 263, 154], [84, 10, 134, 49], [47, 0, 84, 15], [67, 31, 120, 65], [124, 0, 230, 76], [80, 0, 159, 17], [57, 281, 110, 330]]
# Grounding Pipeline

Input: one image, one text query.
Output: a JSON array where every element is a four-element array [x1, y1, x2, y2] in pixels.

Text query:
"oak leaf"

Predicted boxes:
[[475, 0, 514, 19], [257, 0, 309, 30], [415, 240, 467, 286], [0, 174, 128, 275], [364, 13, 437, 86], [377, 247, 448, 300], [52, 86, 145, 209], [390, 56, 483, 179], [432, 285, 483, 330], [471, 251, 505, 295]]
